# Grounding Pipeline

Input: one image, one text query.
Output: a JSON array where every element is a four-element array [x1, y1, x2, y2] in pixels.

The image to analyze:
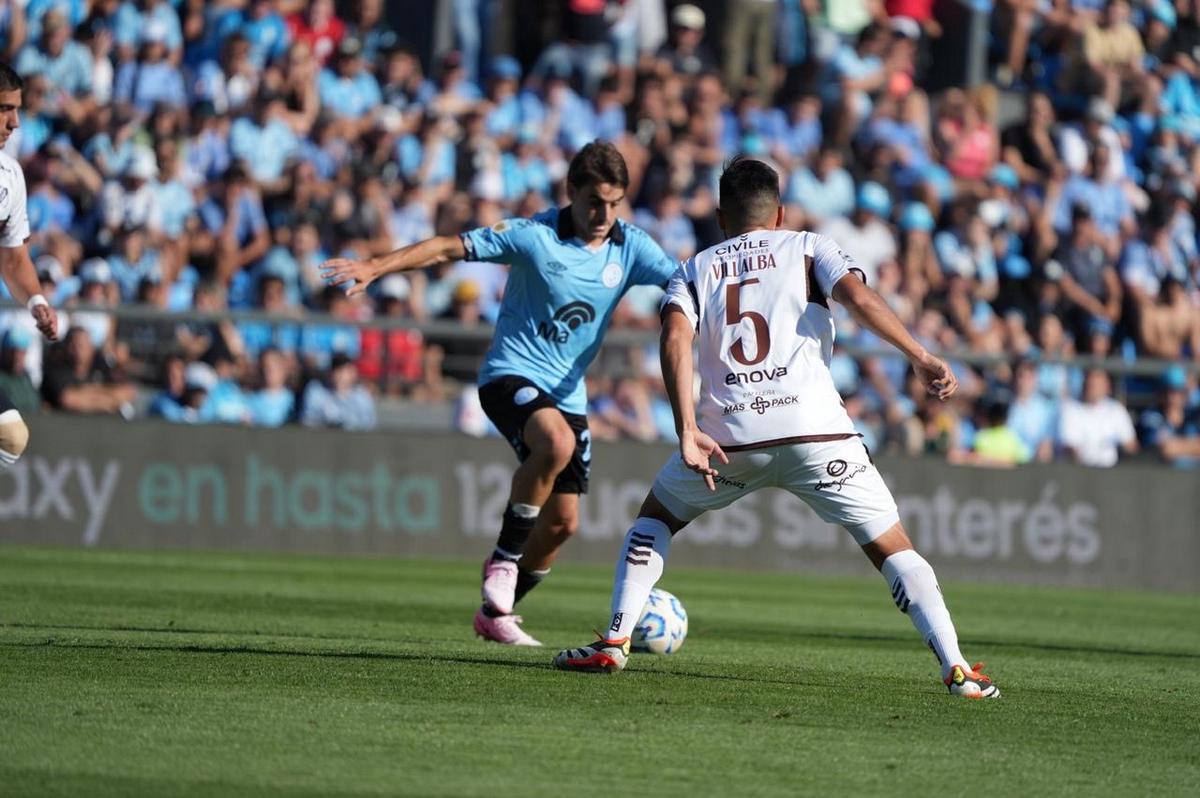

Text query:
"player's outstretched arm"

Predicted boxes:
[[320, 235, 467, 296], [661, 306, 728, 490], [831, 273, 956, 401], [0, 244, 57, 340]]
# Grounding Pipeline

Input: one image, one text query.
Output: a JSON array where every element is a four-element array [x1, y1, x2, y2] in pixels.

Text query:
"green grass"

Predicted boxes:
[[1, 546, 1198, 797]]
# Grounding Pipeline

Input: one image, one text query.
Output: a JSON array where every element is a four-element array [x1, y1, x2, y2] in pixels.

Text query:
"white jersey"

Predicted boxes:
[[662, 229, 860, 450], [0, 151, 30, 249]]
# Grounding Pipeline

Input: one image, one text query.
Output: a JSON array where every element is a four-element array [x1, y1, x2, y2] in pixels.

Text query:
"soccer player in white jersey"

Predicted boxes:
[[0, 63, 59, 469], [554, 158, 999, 699]]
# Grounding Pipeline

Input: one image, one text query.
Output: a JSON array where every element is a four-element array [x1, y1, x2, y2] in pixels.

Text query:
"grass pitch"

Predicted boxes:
[[1, 546, 1198, 797]]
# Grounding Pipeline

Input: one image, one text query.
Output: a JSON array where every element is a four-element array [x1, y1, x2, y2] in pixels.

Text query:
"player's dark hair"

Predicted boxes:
[[0, 62, 23, 93], [567, 140, 629, 189], [719, 156, 781, 227]]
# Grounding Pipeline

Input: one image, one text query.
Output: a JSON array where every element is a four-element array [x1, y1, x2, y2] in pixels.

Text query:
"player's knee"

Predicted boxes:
[[535, 429, 577, 472], [0, 416, 30, 467], [545, 509, 579, 543]]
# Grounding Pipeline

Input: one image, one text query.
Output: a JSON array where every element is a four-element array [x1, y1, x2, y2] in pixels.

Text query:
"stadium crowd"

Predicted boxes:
[[0, 0, 1197, 467]]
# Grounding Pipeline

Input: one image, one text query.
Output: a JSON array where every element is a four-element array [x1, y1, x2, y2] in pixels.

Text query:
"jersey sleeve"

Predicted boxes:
[[459, 218, 537, 264], [660, 260, 699, 330], [0, 163, 31, 248], [627, 226, 678, 288], [810, 233, 855, 297]]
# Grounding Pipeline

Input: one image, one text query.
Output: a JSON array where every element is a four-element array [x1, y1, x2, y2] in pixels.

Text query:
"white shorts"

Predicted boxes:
[[652, 437, 899, 545]]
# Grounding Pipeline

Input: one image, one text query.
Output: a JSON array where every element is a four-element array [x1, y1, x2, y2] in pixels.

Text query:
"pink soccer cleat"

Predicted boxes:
[[480, 556, 518, 615], [473, 608, 542, 647]]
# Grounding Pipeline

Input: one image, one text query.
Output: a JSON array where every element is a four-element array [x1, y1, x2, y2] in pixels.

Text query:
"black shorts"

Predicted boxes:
[[478, 375, 591, 494]]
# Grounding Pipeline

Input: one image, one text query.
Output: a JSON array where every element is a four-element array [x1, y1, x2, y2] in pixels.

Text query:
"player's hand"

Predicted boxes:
[[320, 257, 379, 297], [32, 304, 58, 341], [913, 351, 957, 401], [680, 428, 729, 492]]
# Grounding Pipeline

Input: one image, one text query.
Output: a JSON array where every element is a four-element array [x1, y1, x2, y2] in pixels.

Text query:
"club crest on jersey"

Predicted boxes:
[[601, 262, 623, 288], [537, 301, 596, 343], [492, 220, 511, 233]]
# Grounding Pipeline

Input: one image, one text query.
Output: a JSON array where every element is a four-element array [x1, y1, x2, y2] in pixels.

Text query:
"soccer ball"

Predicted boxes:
[[631, 588, 688, 655]]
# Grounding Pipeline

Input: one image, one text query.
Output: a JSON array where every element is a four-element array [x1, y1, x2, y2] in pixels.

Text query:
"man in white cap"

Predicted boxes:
[[0, 62, 58, 469], [654, 4, 716, 78]]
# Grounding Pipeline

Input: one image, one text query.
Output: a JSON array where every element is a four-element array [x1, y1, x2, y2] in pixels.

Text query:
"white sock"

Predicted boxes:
[[880, 550, 966, 678], [606, 517, 671, 640]]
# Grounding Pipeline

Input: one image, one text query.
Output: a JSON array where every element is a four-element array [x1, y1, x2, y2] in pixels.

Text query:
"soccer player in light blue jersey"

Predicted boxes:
[[322, 141, 678, 645]]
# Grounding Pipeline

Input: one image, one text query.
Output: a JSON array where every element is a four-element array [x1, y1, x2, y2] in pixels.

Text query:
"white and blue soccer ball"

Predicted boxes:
[[632, 588, 688, 655]]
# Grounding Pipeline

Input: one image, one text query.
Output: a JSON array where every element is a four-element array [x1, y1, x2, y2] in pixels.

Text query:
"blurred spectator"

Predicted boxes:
[[821, 181, 895, 286], [953, 401, 1031, 467], [1049, 205, 1123, 350], [148, 355, 206, 423], [1139, 365, 1200, 467], [247, 347, 296, 427], [14, 9, 94, 125], [0, 328, 39, 413], [287, 0, 344, 65], [318, 36, 382, 127], [41, 326, 135, 415], [300, 352, 376, 430], [1058, 368, 1138, 467], [1007, 358, 1058, 462], [655, 4, 716, 78], [723, 0, 777, 102], [113, 19, 186, 113], [786, 145, 855, 224]]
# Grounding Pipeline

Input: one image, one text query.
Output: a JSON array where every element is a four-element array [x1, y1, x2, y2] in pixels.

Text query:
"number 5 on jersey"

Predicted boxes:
[[726, 279, 770, 366]]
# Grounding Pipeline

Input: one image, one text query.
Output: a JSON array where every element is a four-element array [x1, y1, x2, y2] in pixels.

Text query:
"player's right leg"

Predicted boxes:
[[553, 491, 687, 673], [555, 450, 767, 673], [0, 395, 29, 467]]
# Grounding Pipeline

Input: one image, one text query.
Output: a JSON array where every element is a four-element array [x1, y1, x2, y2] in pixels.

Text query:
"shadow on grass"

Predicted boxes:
[[4, 621, 1199, 663]]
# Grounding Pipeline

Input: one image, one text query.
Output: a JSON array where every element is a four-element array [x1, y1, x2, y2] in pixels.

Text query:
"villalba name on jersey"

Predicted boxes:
[[662, 229, 862, 450]]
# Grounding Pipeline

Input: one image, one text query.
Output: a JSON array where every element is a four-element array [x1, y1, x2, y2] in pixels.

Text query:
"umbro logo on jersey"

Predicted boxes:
[[536, 301, 595, 343]]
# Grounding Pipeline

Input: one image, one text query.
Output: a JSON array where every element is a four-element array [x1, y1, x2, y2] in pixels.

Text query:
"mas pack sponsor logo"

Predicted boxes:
[[721, 395, 799, 416]]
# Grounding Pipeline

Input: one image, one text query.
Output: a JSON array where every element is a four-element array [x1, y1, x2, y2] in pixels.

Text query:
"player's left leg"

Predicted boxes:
[[787, 438, 1000, 698], [0, 406, 29, 468], [511, 491, 578, 603], [862, 524, 999, 699]]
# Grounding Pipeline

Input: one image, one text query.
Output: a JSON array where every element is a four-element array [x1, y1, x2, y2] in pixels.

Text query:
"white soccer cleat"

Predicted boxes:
[[944, 662, 1001, 699], [553, 636, 631, 673], [480, 556, 518, 615], [473, 608, 542, 647]]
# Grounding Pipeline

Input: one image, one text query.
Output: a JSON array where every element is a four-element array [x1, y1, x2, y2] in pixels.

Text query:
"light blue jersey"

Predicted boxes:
[[462, 208, 677, 415]]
